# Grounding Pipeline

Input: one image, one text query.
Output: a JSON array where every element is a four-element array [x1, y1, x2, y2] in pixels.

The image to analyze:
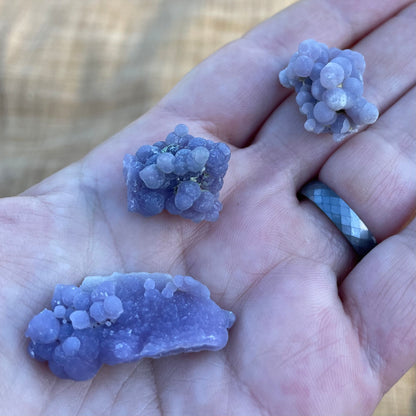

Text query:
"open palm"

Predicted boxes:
[[1, 0, 415, 415]]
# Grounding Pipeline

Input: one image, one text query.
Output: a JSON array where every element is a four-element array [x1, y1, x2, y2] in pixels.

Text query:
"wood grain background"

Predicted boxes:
[[0, 1, 414, 414]]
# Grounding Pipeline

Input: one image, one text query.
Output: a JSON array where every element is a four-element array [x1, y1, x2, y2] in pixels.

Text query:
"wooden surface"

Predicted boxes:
[[0, 1, 414, 414]]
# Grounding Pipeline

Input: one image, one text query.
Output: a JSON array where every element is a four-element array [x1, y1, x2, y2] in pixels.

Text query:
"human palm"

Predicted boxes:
[[1, 0, 415, 415]]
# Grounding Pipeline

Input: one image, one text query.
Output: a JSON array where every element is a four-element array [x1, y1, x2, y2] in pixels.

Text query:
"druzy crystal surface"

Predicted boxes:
[[26, 272, 235, 381], [123, 124, 231, 222], [279, 39, 379, 141]]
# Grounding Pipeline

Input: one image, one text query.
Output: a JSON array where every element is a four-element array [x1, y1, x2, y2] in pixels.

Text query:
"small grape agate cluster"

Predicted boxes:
[[123, 124, 230, 222], [279, 39, 379, 141], [26, 272, 235, 381]]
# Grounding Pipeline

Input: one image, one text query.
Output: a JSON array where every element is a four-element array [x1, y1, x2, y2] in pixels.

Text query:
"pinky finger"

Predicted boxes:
[[340, 217, 416, 392]]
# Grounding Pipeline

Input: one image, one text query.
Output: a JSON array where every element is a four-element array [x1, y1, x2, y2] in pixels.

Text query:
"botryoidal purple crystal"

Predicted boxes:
[[279, 39, 379, 141], [25, 272, 235, 381], [123, 124, 231, 222]]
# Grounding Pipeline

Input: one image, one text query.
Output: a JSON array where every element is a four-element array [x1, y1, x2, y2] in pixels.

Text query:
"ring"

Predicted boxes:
[[300, 180, 377, 257]]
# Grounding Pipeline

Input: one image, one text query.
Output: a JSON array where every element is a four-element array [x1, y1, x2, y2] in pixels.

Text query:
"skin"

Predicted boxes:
[[0, 0, 415, 414]]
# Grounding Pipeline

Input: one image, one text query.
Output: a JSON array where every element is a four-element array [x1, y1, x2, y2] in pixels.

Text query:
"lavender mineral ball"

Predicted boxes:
[[103, 296, 124, 320], [156, 153, 175, 173], [69, 310, 91, 330], [61, 286, 79, 307], [62, 336, 81, 356], [89, 301, 106, 323], [26, 309, 60, 344], [53, 305, 66, 319]]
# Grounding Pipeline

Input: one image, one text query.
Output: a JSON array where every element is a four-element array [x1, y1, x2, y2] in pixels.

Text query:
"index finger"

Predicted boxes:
[[155, 0, 411, 147]]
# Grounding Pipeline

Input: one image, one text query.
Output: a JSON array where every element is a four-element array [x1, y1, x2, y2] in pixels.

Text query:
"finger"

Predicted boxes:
[[80, 0, 413, 181], [233, 4, 416, 271], [319, 86, 416, 241], [315, 5, 416, 241], [226, 257, 381, 414], [339, 217, 416, 392], [250, 2, 416, 186], [154, 0, 411, 147]]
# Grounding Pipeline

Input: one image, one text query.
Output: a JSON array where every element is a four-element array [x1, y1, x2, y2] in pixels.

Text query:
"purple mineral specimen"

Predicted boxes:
[[279, 39, 379, 141], [123, 124, 231, 222], [26, 272, 235, 381]]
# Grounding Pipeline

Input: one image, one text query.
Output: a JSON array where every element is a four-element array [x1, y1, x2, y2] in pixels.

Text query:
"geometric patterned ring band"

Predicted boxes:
[[300, 180, 377, 257]]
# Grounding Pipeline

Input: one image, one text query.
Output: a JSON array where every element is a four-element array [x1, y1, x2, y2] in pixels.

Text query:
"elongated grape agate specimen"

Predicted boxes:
[[123, 124, 231, 222], [279, 39, 379, 141], [26, 272, 235, 381]]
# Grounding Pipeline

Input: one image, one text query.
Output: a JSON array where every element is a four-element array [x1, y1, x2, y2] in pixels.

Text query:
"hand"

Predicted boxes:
[[1, 0, 414, 414]]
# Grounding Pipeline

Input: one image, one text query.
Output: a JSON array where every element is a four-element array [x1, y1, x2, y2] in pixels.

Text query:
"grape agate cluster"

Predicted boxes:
[[123, 124, 230, 222], [279, 39, 379, 141], [26, 272, 235, 381]]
